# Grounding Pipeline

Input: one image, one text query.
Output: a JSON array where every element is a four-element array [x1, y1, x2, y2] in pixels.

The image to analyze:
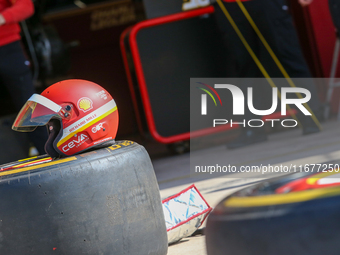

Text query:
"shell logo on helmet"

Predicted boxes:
[[78, 97, 93, 112], [12, 79, 119, 158]]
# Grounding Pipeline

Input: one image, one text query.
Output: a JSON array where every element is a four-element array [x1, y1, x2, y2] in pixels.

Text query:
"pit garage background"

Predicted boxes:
[[0, 0, 338, 163]]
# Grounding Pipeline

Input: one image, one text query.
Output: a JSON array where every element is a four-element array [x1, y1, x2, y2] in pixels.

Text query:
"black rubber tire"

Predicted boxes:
[[0, 140, 168, 255], [206, 172, 340, 255]]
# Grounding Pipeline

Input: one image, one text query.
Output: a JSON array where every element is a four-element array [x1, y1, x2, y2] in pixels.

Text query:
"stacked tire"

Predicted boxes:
[[0, 141, 168, 255], [206, 172, 340, 255]]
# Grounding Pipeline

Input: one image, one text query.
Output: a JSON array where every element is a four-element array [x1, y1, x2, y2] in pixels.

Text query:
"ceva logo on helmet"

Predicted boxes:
[[62, 133, 89, 152], [197, 82, 311, 128]]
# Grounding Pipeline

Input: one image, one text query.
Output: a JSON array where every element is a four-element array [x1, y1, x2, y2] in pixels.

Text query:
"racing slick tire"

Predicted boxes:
[[0, 140, 168, 255], [205, 172, 340, 255]]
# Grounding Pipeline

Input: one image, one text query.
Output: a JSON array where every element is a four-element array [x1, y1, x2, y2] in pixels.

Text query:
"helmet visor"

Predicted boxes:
[[12, 94, 62, 132]]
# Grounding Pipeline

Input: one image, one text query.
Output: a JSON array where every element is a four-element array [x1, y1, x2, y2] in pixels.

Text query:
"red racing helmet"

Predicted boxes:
[[12, 79, 119, 158]]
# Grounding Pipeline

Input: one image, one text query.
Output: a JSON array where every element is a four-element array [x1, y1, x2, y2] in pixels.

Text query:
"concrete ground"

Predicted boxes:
[[149, 120, 340, 255]]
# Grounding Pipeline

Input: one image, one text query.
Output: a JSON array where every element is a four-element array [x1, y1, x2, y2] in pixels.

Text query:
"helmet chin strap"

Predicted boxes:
[[45, 119, 62, 158]]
